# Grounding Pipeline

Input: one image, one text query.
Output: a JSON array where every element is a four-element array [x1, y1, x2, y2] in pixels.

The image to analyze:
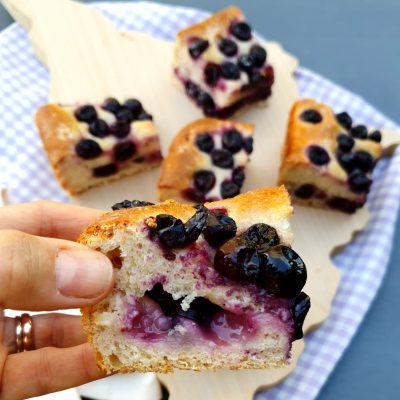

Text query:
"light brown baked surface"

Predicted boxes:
[[158, 117, 254, 202]]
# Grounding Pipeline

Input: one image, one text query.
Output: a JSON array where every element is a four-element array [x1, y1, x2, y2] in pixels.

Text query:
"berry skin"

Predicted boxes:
[[238, 55, 254, 72], [203, 212, 237, 247], [220, 62, 240, 80], [114, 141, 136, 162], [123, 99, 142, 116], [232, 168, 245, 187], [75, 139, 102, 159], [154, 214, 186, 248], [368, 130, 382, 143], [211, 149, 234, 169], [196, 133, 214, 153], [220, 181, 240, 199], [307, 145, 330, 166], [193, 170, 216, 192], [294, 184, 316, 199], [183, 188, 205, 203], [136, 113, 153, 121], [300, 109, 323, 124], [102, 98, 121, 114], [116, 109, 135, 123], [89, 119, 109, 138], [250, 45, 267, 67], [188, 38, 209, 59], [93, 163, 118, 177], [230, 21, 252, 41], [244, 223, 280, 252], [336, 133, 355, 152], [350, 125, 368, 139], [337, 152, 356, 173], [75, 105, 97, 123], [204, 63, 221, 87], [184, 205, 208, 244], [222, 129, 243, 153], [291, 292, 311, 340], [110, 122, 131, 138], [243, 137, 253, 154], [335, 112, 352, 130], [111, 200, 154, 210], [218, 38, 238, 57], [353, 150, 374, 172], [348, 170, 372, 193]]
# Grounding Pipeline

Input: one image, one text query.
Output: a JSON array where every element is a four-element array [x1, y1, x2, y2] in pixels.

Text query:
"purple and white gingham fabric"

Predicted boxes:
[[0, 2, 399, 399]]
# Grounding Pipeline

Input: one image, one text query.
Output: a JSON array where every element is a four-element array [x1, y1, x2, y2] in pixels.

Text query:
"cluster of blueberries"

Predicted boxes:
[[300, 108, 381, 194], [184, 129, 253, 202], [73, 98, 153, 176]]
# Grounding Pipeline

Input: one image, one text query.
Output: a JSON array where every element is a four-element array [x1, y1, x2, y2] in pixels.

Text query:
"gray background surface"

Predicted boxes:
[[1, 1, 399, 399]]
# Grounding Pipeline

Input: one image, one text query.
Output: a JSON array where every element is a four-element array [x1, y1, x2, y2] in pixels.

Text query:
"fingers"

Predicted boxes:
[[1, 344, 105, 400], [0, 201, 104, 241], [0, 230, 114, 310], [3, 314, 86, 354]]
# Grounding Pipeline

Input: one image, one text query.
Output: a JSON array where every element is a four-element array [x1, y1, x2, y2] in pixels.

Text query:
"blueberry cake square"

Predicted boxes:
[[279, 99, 383, 213], [35, 98, 162, 194], [158, 118, 254, 203], [80, 187, 310, 373], [173, 6, 274, 118]]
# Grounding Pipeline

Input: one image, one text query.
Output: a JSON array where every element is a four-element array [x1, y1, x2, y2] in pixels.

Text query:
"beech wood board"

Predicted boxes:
[[2, 0, 399, 399]]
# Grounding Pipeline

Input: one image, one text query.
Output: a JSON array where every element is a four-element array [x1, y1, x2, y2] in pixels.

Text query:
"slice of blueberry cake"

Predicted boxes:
[[279, 99, 383, 213], [35, 98, 162, 194], [80, 187, 310, 373], [173, 6, 274, 118], [158, 118, 254, 203]]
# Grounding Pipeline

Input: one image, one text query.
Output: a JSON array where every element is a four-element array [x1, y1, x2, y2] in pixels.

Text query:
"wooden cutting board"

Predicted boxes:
[[2, 0, 398, 398]]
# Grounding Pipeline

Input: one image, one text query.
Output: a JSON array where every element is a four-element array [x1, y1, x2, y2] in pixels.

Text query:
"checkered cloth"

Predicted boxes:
[[0, 2, 399, 399]]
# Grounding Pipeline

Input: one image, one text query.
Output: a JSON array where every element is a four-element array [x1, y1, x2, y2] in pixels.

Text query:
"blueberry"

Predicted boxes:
[[327, 197, 359, 213], [194, 170, 216, 192], [75, 139, 102, 159], [220, 62, 240, 80], [203, 212, 237, 247], [232, 168, 245, 186], [230, 21, 252, 41], [291, 292, 311, 340], [244, 223, 280, 252], [146, 283, 178, 316], [93, 163, 118, 177], [155, 214, 186, 248], [137, 113, 153, 121], [111, 199, 154, 210], [197, 90, 215, 109], [335, 112, 352, 130], [348, 170, 372, 193], [131, 200, 154, 207], [248, 71, 263, 84], [188, 38, 209, 59], [102, 98, 121, 114], [220, 181, 240, 199], [116, 109, 134, 123], [204, 63, 221, 87], [211, 149, 234, 169], [258, 245, 307, 298], [250, 45, 267, 67], [123, 99, 142, 116], [238, 55, 254, 72], [353, 150, 374, 172], [185, 81, 200, 99], [177, 296, 221, 324], [243, 137, 254, 154], [336, 133, 355, 152], [369, 130, 382, 143], [195, 133, 214, 153], [183, 188, 206, 203], [184, 205, 208, 244], [307, 145, 330, 166], [114, 141, 136, 161], [222, 129, 243, 153], [300, 109, 323, 124], [89, 119, 109, 138], [110, 122, 131, 138], [75, 105, 97, 123], [350, 125, 368, 139], [218, 38, 238, 57], [294, 184, 316, 199]]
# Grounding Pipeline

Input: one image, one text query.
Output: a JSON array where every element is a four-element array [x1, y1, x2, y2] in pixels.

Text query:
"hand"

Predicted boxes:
[[0, 201, 114, 400]]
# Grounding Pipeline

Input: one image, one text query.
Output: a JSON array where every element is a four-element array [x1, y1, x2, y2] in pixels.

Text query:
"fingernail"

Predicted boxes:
[[55, 249, 113, 298]]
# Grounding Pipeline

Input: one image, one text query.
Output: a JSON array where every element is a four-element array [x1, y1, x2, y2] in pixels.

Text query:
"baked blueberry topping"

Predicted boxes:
[[189, 38, 209, 59], [221, 181, 240, 199], [307, 145, 330, 166], [243, 137, 254, 154], [93, 163, 118, 177], [220, 62, 240, 80], [294, 184, 316, 199], [335, 112, 352, 130], [116, 109, 135, 123], [230, 21, 252, 41], [123, 99, 143, 116], [336, 133, 355, 152], [369, 130, 382, 143], [112, 199, 154, 210], [196, 133, 214, 153], [249, 45, 267, 67], [353, 150, 374, 172], [350, 125, 368, 139], [337, 152, 356, 173], [203, 212, 237, 247], [137, 113, 153, 121], [114, 141, 136, 162], [211, 149, 234, 169], [218, 38, 238, 57], [244, 223, 280, 252], [238, 55, 254, 72], [194, 170, 216, 192], [102, 97, 121, 114], [232, 168, 245, 186], [185, 81, 200, 99], [75, 105, 97, 123], [204, 63, 221, 87], [248, 71, 263, 84], [327, 197, 360, 213], [89, 119, 109, 138], [184, 205, 208, 244], [75, 139, 102, 159], [291, 292, 311, 340], [154, 214, 186, 248], [183, 188, 205, 203], [300, 109, 323, 124], [258, 245, 307, 298], [110, 122, 131, 138], [222, 129, 243, 153], [197, 91, 216, 113], [348, 170, 372, 193]]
